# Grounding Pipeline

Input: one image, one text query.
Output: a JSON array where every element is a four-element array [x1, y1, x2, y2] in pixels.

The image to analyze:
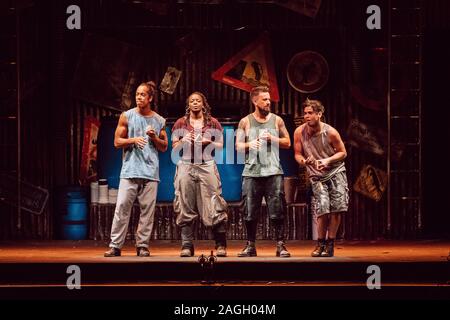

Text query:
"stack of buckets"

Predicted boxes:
[[90, 179, 118, 204]]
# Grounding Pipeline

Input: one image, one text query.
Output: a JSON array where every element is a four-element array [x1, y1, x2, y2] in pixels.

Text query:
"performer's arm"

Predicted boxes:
[[260, 116, 291, 149], [148, 125, 168, 152], [114, 113, 146, 149], [201, 120, 223, 149], [236, 117, 261, 152], [293, 126, 308, 166], [172, 127, 194, 150]]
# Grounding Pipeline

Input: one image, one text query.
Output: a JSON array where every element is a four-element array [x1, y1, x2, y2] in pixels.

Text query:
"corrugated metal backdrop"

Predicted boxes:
[[3, 0, 448, 239]]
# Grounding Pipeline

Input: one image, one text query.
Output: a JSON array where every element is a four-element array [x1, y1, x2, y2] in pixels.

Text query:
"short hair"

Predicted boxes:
[[302, 98, 324, 114], [250, 86, 269, 100]]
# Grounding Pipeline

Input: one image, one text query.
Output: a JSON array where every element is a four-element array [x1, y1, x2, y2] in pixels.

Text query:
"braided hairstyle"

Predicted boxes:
[[138, 81, 158, 109], [185, 91, 212, 126]]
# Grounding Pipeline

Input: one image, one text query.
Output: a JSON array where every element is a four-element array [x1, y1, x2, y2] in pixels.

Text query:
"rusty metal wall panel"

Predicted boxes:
[[68, 100, 119, 184]]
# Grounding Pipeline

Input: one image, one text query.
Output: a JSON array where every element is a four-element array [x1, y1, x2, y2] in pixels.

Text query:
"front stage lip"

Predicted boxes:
[[0, 240, 448, 287]]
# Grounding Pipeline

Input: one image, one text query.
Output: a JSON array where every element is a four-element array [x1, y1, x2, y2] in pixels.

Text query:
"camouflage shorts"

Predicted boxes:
[[310, 171, 349, 217]]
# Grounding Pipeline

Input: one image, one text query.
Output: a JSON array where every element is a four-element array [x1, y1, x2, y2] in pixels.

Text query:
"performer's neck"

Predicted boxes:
[[137, 105, 153, 116], [307, 122, 322, 135], [253, 110, 270, 120], [189, 111, 203, 120]]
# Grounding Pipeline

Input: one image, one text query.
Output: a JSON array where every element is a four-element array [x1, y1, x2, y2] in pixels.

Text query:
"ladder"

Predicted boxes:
[[387, 0, 423, 237]]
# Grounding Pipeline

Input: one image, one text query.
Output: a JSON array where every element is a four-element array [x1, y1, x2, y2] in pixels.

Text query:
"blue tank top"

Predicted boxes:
[[120, 108, 166, 181]]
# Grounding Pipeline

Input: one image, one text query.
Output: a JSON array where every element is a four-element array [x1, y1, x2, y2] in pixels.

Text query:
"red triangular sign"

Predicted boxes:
[[212, 32, 279, 102]]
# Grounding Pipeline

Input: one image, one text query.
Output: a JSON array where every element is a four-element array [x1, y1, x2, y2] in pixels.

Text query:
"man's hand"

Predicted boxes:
[[305, 155, 316, 166], [146, 128, 157, 140], [259, 130, 272, 142], [134, 136, 147, 150], [249, 138, 262, 150], [316, 158, 330, 171]]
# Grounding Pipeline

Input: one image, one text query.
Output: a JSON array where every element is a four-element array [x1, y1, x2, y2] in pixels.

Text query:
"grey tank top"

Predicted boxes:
[[301, 123, 345, 180], [242, 113, 283, 177]]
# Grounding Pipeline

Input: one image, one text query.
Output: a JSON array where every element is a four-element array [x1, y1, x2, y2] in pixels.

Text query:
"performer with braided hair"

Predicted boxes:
[[104, 81, 168, 257], [172, 92, 228, 257]]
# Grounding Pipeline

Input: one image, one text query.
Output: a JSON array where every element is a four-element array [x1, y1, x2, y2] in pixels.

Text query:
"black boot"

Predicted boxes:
[[272, 218, 286, 243], [311, 239, 326, 257], [276, 241, 291, 258], [237, 241, 257, 257], [136, 247, 150, 257], [321, 238, 335, 257], [180, 223, 195, 257], [213, 226, 227, 257], [180, 245, 194, 257], [104, 247, 121, 257]]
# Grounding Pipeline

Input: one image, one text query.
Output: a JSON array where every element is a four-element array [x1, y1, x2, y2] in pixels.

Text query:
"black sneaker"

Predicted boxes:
[[237, 241, 257, 257], [104, 247, 121, 257], [136, 247, 150, 257], [276, 241, 291, 257]]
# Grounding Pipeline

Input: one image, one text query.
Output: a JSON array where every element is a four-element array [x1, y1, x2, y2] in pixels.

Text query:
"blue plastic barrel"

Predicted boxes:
[[97, 116, 122, 189], [59, 187, 88, 240]]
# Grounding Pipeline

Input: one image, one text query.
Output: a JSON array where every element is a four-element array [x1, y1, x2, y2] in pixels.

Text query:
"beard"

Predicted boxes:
[[257, 105, 270, 116]]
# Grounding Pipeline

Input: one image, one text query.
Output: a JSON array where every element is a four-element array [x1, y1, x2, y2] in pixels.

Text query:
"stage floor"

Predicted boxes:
[[0, 239, 448, 263]]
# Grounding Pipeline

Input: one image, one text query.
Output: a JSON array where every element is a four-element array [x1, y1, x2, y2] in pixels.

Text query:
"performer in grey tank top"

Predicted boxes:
[[294, 99, 348, 257], [236, 86, 292, 258]]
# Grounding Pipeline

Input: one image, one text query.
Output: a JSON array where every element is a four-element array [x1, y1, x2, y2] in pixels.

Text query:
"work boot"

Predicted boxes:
[[311, 239, 326, 257], [320, 239, 335, 257], [180, 224, 194, 257], [216, 246, 227, 257], [237, 241, 257, 257], [104, 247, 121, 257], [180, 245, 194, 257], [276, 241, 291, 258], [136, 247, 150, 257]]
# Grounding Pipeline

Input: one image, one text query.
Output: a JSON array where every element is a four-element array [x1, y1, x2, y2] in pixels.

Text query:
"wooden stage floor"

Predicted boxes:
[[0, 239, 448, 263], [0, 240, 448, 300]]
